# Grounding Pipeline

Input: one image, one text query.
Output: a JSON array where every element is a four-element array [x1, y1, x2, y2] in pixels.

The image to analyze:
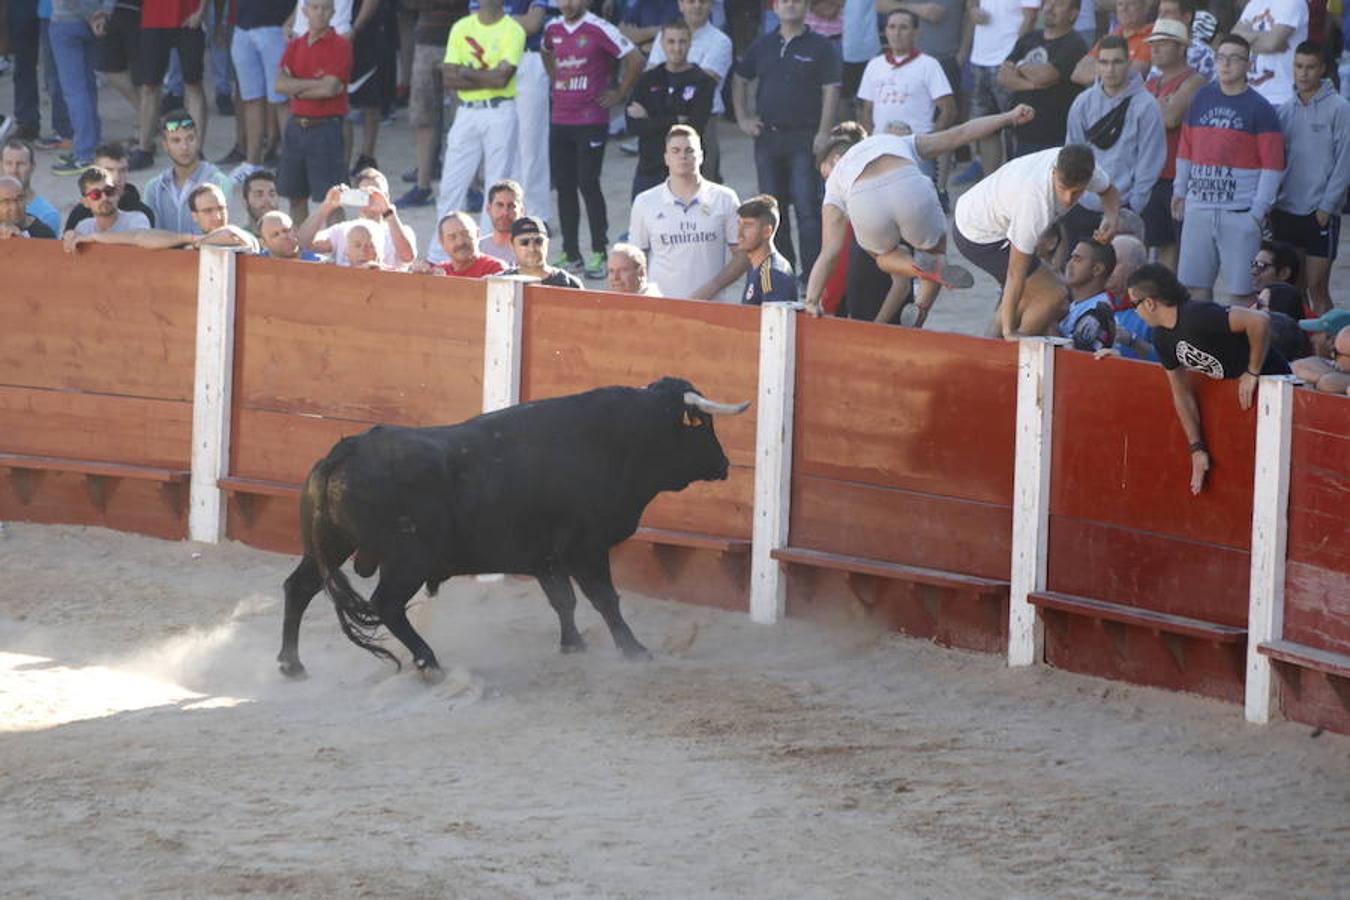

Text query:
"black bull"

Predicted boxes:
[[277, 377, 750, 680]]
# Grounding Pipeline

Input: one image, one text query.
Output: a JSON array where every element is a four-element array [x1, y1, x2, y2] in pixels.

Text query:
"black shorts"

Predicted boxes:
[[1141, 177, 1178, 247], [348, 0, 386, 108], [953, 223, 1039, 285], [843, 61, 867, 100], [1270, 207, 1341, 259], [136, 26, 206, 87], [277, 116, 347, 202], [936, 55, 961, 98], [1059, 203, 1103, 252], [95, 6, 141, 76]]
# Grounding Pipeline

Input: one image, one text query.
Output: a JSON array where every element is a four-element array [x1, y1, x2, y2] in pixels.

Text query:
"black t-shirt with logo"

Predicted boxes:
[[1153, 300, 1290, 378], [1005, 29, 1087, 147]]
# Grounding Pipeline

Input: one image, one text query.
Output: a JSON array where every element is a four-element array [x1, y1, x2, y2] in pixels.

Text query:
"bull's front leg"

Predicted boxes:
[[538, 574, 587, 653], [575, 563, 650, 660]]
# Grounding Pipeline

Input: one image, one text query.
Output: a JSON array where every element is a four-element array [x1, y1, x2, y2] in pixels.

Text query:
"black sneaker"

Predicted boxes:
[[262, 146, 280, 168], [216, 92, 235, 116], [127, 147, 154, 171], [52, 154, 92, 176], [351, 154, 378, 177], [160, 93, 184, 115], [215, 145, 246, 166]]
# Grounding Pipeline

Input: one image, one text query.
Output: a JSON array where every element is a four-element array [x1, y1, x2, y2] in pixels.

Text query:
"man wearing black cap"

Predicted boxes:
[[502, 216, 584, 287]]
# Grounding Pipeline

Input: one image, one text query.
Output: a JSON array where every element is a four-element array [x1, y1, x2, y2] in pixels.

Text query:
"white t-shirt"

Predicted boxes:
[[823, 134, 922, 210], [647, 22, 733, 115], [954, 148, 1110, 254], [73, 210, 151, 235], [317, 217, 418, 268], [629, 179, 741, 303], [856, 52, 953, 135], [970, 0, 1040, 67], [1243, 0, 1307, 107]]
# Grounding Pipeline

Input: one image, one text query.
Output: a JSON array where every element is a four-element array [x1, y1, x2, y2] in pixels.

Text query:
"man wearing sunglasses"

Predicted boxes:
[[1124, 262, 1288, 495], [501, 215, 583, 287], [62, 142, 157, 233], [68, 165, 151, 236], [141, 111, 233, 234]]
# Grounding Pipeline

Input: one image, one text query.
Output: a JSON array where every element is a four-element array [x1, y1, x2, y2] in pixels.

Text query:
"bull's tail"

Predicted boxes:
[[306, 441, 401, 669]]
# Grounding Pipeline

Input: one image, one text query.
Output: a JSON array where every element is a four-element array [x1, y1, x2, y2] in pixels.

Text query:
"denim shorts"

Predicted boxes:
[[231, 25, 287, 103]]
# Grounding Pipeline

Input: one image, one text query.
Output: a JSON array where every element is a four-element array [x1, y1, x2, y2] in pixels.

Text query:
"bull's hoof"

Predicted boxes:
[[620, 643, 653, 661], [415, 660, 446, 685], [560, 638, 588, 654], [278, 659, 308, 680]]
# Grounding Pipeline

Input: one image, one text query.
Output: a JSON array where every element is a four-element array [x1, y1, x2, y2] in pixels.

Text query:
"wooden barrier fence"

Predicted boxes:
[[2, 241, 1346, 733]]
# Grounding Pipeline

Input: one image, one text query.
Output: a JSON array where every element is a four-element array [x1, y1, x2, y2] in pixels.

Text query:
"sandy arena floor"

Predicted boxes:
[[0, 522, 1346, 899]]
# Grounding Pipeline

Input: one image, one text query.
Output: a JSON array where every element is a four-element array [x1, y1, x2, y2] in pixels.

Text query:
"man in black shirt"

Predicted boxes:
[[733, 0, 842, 281], [1126, 263, 1288, 495], [997, 0, 1087, 157], [625, 19, 717, 198], [502, 215, 584, 287], [62, 143, 157, 233]]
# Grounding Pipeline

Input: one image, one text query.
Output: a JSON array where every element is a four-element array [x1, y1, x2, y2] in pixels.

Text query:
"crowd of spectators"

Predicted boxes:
[[1, 0, 1348, 434]]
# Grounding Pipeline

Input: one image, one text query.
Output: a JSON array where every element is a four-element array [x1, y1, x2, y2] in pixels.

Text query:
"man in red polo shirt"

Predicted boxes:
[[275, 0, 352, 220], [136, 0, 211, 156], [415, 212, 508, 277]]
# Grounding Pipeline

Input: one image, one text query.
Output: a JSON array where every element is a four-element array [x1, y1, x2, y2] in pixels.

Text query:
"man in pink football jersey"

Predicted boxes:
[[542, 0, 643, 279]]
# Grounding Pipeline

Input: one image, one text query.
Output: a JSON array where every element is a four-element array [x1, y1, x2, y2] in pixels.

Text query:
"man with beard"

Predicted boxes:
[[63, 142, 158, 232], [68, 165, 152, 235]]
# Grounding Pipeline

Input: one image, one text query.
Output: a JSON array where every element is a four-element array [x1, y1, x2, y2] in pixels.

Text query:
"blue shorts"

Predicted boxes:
[[231, 25, 287, 104], [278, 116, 346, 203]]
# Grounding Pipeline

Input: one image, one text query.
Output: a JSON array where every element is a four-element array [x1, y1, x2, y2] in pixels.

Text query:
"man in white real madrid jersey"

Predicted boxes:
[[628, 124, 742, 301]]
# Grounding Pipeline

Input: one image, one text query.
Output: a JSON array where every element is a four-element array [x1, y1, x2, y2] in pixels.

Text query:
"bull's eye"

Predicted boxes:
[[682, 411, 705, 428]]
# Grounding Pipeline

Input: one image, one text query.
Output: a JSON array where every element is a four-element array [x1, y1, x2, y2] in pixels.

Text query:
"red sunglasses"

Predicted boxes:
[[84, 185, 120, 202]]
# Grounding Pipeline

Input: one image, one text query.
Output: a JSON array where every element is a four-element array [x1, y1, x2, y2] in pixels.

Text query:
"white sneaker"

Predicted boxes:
[[230, 162, 260, 184], [0, 114, 14, 145]]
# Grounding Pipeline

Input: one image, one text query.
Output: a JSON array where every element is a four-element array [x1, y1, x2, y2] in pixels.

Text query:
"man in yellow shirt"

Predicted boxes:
[[433, 0, 526, 261]]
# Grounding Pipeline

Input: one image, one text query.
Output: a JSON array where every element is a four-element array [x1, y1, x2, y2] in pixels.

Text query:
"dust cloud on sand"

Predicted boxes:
[[1, 524, 1346, 899]]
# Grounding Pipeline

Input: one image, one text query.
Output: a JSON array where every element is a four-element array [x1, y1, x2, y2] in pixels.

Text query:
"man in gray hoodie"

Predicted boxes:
[[1061, 34, 1166, 250], [1272, 41, 1350, 316]]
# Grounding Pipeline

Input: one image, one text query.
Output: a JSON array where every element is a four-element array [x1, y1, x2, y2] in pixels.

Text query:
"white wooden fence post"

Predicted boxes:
[[482, 275, 530, 412], [749, 304, 797, 625], [1008, 338, 1057, 667], [1245, 375, 1296, 724], [188, 246, 238, 543]]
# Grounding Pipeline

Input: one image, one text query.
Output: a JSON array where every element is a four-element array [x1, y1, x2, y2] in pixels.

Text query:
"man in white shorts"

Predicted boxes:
[[953, 143, 1121, 338], [629, 124, 742, 301], [804, 105, 1034, 326]]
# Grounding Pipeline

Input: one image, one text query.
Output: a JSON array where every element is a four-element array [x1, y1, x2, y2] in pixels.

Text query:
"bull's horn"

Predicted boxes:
[[684, 392, 750, 416]]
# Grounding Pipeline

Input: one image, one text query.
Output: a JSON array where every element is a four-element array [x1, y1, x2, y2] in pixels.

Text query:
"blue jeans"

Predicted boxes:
[[42, 19, 74, 138], [753, 128, 822, 279], [48, 19, 100, 162]]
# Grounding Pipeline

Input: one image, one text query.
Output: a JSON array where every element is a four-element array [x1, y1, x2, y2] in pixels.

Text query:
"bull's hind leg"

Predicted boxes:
[[278, 555, 323, 678], [538, 574, 586, 653], [372, 572, 444, 682], [575, 562, 650, 660]]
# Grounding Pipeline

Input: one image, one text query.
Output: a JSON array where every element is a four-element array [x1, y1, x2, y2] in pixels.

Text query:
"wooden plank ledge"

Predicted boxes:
[[1028, 590, 1246, 644], [0, 452, 189, 483], [771, 546, 1009, 595], [1258, 639, 1350, 680], [629, 527, 751, 555], [218, 476, 303, 499]]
